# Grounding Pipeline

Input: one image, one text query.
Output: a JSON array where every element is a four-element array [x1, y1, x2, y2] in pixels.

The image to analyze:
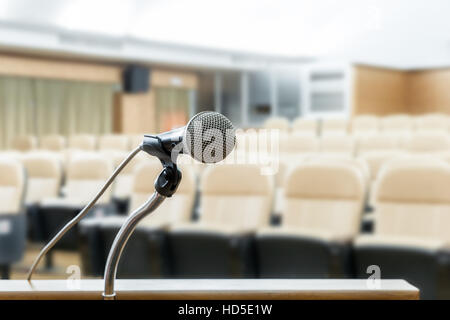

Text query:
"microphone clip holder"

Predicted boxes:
[[142, 134, 183, 197]]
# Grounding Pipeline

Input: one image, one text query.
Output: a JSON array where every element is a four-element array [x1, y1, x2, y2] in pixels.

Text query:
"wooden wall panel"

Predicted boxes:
[[0, 54, 121, 83], [114, 92, 155, 134], [352, 65, 408, 115], [407, 69, 450, 115]]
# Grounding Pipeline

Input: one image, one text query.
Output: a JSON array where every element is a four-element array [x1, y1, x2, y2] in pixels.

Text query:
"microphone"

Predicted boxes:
[[142, 111, 236, 165]]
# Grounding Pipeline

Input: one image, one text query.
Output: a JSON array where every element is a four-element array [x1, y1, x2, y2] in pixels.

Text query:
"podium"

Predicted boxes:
[[0, 279, 419, 300]]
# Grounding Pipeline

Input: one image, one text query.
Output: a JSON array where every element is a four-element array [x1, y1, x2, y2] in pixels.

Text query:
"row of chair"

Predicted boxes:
[[1, 148, 449, 298], [3, 135, 450, 232], [7, 134, 143, 152], [5, 113, 449, 152], [77, 157, 450, 299], [264, 113, 450, 136], [236, 130, 450, 157], [5, 131, 450, 227], [0, 150, 159, 277]]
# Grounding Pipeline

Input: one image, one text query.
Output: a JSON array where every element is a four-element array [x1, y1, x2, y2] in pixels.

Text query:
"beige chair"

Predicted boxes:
[[303, 155, 370, 188], [98, 134, 130, 151], [358, 151, 406, 231], [130, 161, 196, 227], [81, 161, 197, 277], [169, 164, 273, 277], [0, 151, 23, 161], [292, 118, 318, 136], [275, 134, 320, 216], [320, 135, 355, 156], [351, 115, 379, 137], [438, 151, 450, 165], [64, 154, 113, 204], [353, 158, 450, 299], [21, 152, 62, 205], [0, 158, 26, 278], [263, 117, 290, 131], [414, 113, 448, 133], [361, 151, 405, 183], [280, 133, 319, 157], [0, 159, 25, 215], [356, 133, 404, 156], [380, 114, 413, 134], [103, 151, 151, 204], [68, 134, 97, 151], [256, 161, 365, 277], [404, 132, 450, 154], [39, 154, 113, 250], [321, 118, 348, 136], [10, 135, 37, 152], [40, 135, 66, 151], [21, 152, 63, 242]]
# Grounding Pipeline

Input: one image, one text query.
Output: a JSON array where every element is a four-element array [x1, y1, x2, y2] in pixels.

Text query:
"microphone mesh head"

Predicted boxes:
[[184, 112, 236, 163]]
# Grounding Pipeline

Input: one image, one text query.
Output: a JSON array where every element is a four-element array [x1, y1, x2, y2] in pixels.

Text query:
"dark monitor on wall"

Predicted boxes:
[[123, 65, 150, 93]]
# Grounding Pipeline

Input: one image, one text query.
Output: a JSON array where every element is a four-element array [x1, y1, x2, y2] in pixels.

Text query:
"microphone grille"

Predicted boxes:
[[184, 112, 236, 163]]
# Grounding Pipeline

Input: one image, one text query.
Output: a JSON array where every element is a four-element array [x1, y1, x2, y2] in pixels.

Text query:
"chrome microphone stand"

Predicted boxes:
[[103, 192, 165, 299]]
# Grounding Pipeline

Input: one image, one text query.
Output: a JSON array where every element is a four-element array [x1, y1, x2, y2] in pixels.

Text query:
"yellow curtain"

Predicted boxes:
[[0, 76, 116, 148], [0, 77, 35, 148]]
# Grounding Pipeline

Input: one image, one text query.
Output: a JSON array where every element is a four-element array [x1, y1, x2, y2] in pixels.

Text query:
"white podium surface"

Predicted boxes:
[[0, 279, 419, 300]]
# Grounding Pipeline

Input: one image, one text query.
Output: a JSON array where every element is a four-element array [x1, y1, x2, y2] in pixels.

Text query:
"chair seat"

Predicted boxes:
[[170, 222, 254, 235], [354, 234, 446, 251], [257, 226, 351, 243]]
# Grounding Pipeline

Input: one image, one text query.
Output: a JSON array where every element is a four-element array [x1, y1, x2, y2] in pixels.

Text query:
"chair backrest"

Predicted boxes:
[[200, 164, 273, 230], [358, 151, 405, 182], [414, 113, 448, 133], [292, 118, 317, 136], [320, 135, 355, 156], [321, 118, 348, 136], [404, 132, 450, 154], [283, 162, 365, 239], [104, 151, 151, 200], [68, 134, 97, 151], [98, 134, 130, 151], [303, 155, 370, 187], [263, 117, 290, 131], [351, 115, 379, 136], [356, 133, 403, 155], [65, 154, 113, 204], [21, 152, 62, 204], [10, 135, 37, 152], [0, 151, 23, 161], [374, 159, 450, 243], [130, 162, 196, 227], [0, 158, 25, 214], [280, 133, 319, 155], [380, 114, 413, 134], [40, 135, 66, 151]]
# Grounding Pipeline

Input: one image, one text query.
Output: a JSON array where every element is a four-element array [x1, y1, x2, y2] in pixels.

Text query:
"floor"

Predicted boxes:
[[11, 242, 99, 280]]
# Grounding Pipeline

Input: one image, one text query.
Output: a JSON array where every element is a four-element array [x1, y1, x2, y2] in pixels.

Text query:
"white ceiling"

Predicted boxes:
[[0, 0, 449, 69]]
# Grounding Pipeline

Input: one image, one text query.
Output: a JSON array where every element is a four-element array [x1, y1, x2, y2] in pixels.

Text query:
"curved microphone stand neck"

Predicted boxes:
[[102, 164, 182, 300]]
